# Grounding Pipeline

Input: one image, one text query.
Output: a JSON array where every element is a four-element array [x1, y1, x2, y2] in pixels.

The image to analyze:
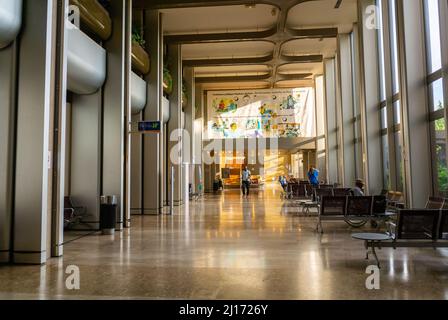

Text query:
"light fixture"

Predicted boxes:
[[245, 4, 256, 9]]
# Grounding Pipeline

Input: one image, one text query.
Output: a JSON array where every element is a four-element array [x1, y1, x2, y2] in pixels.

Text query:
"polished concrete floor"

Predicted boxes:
[[1, 184, 448, 300]]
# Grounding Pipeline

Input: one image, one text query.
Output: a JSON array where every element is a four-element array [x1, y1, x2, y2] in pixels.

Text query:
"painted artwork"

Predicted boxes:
[[207, 88, 315, 139]]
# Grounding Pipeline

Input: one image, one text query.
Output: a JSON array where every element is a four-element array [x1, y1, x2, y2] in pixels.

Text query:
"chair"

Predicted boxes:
[[354, 209, 447, 267], [305, 184, 315, 198], [315, 188, 334, 203], [333, 188, 352, 196], [346, 196, 373, 217], [439, 210, 448, 240], [387, 191, 405, 210], [320, 184, 334, 189], [345, 196, 372, 228], [64, 196, 87, 229], [396, 210, 439, 240], [442, 199, 448, 209], [316, 196, 347, 233], [290, 182, 305, 198], [425, 197, 444, 209], [372, 196, 388, 215]]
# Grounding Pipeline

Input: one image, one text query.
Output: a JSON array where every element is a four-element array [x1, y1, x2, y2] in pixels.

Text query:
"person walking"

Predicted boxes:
[[241, 166, 251, 198]]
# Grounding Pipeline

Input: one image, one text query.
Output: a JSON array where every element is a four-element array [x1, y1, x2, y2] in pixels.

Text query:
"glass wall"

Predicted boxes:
[[377, 0, 403, 191], [424, 0, 447, 196]]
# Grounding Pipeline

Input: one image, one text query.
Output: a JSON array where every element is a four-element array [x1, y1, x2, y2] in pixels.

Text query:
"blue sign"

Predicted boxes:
[[138, 121, 161, 133]]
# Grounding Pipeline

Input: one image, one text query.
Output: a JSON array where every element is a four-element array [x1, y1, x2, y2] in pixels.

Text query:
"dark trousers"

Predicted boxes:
[[242, 181, 250, 195]]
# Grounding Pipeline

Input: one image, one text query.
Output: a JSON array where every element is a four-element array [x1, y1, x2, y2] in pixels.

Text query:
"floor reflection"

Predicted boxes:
[[0, 184, 447, 299]]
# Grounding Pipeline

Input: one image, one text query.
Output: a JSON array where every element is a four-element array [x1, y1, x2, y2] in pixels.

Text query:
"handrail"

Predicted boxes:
[[0, 0, 23, 49], [69, 0, 112, 40]]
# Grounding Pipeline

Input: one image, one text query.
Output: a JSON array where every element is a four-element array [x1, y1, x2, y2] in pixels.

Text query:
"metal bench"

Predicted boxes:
[[353, 209, 448, 267], [316, 196, 395, 233]]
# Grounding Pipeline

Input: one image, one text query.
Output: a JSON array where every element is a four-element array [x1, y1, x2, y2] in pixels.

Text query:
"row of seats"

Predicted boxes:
[[390, 209, 448, 240], [425, 196, 448, 209], [316, 196, 389, 233], [357, 209, 448, 267]]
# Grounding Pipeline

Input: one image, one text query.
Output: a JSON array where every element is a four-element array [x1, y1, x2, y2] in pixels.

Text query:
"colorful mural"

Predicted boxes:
[[207, 88, 315, 139]]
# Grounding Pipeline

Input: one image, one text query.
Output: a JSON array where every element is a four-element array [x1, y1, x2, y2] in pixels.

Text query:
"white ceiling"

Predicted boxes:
[[277, 62, 323, 76], [161, 4, 278, 35], [201, 81, 271, 90], [281, 38, 337, 59], [275, 79, 315, 88], [160, 0, 358, 89], [287, 0, 358, 34], [182, 41, 274, 60], [195, 65, 271, 77]]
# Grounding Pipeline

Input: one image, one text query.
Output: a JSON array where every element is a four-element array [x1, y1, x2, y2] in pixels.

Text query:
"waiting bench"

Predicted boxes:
[[316, 196, 392, 233], [353, 209, 448, 267]]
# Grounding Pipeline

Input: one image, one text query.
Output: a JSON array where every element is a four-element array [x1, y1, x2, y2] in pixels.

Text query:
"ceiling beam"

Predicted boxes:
[[183, 54, 274, 67], [195, 74, 272, 83], [280, 54, 323, 63], [276, 73, 313, 80], [165, 27, 277, 44], [286, 27, 338, 38], [133, 0, 280, 10]]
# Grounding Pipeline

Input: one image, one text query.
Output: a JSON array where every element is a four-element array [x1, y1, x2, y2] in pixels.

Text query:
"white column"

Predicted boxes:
[[397, 0, 432, 207], [13, 0, 55, 264], [358, 0, 384, 195], [324, 58, 339, 184], [167, 44, 184, 206], [143, 10, 164, 214]]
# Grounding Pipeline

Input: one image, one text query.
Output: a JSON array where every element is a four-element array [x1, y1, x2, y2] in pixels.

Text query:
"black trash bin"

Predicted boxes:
[[100, 195, 118, 235]]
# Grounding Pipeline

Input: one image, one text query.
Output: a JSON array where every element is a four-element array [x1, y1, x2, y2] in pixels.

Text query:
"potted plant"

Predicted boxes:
[[163, 66, 173, 95], [69, 0, 112, 40], [131, 28, 150, 75], [182, 79, 188, 107]]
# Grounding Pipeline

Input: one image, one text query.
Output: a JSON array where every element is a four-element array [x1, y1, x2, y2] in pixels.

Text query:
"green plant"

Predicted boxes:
[[435, 118, 446, 131], [163, 66, 173, 95], [438, 162, 448, 192], [132, 28, 146, 48]]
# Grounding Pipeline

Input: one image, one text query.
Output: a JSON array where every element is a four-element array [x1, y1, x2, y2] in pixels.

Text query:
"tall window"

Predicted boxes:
[[425, 0, 447, 196], [377, 0, 389, 189], [377, 0, 403, 191]]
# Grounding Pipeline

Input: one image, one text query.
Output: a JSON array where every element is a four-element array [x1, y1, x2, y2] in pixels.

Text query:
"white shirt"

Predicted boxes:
[[242, 170, 251, 182]]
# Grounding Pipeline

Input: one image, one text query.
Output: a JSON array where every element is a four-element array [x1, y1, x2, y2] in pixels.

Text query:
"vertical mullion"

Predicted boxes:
[[381, 0, 398, 191]]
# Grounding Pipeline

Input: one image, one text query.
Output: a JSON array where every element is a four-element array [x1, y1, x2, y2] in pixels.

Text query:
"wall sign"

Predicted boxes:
[[138, 121, 161, 133]]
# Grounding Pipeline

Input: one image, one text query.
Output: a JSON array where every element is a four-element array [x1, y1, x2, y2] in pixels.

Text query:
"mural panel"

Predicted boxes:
[[207, 88, 315, 139]]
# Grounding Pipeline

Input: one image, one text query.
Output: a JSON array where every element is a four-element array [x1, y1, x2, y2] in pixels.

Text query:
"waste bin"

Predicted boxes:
[[100, 195, 118, 235]]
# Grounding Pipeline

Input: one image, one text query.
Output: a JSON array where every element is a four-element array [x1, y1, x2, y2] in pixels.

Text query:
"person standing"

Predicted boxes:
[[307, 165, 319, 187], [241, 166, 251, 198]]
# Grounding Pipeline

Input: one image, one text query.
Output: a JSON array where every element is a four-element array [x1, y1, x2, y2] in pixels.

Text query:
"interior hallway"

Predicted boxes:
[[1, 184, 448, 300]]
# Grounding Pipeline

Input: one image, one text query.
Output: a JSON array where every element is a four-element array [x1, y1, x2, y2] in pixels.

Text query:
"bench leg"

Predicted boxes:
[[365, 242, 381, 268], [371, 245, 381, 269], [316, 218, 323, 234]]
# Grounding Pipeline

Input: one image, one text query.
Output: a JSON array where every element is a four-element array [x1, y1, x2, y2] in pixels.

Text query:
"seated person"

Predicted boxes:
[[351, 179, 365, 196], [213, 174, 223, 193]]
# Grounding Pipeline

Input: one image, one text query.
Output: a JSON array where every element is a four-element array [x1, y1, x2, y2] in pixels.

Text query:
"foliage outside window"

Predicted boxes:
[[435, 118, 448, 195]]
